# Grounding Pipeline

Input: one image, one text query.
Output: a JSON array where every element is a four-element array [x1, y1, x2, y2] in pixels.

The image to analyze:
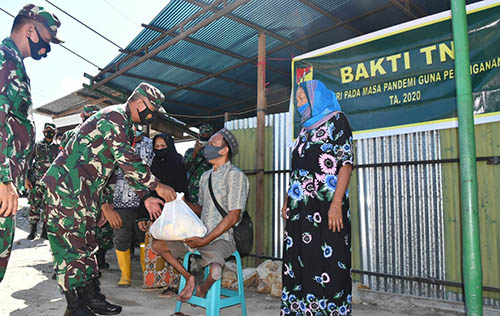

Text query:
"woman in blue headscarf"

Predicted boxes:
[[281, 80, 354, 316]]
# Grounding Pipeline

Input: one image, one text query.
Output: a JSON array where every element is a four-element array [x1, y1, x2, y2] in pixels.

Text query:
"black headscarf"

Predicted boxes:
[[150, 133, 188, 195]]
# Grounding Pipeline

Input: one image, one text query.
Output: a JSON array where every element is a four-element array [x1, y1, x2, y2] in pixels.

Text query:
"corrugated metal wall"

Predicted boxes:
[[226, 114, 500, 306], [227, 113, 289, 259], [355, 130, 446, 299], [226, 116, 275, 267]]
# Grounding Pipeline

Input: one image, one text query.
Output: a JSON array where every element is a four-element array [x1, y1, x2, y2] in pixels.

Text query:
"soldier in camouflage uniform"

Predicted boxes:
[[60, 104, 115, 271], [183, 123, 215, 202], [26, 122, 59, 240], [41, 82, 177, 316], [0, 4, 62, 284], [60, 104, 101, 149]]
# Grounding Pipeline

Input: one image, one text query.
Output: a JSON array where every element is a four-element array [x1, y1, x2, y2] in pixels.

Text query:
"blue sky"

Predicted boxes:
[[1, 0, 169, 139]]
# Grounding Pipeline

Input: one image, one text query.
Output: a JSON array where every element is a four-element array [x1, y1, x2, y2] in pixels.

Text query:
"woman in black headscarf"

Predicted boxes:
[[138, 133, 188, 295], [150, 133, 188, 195]]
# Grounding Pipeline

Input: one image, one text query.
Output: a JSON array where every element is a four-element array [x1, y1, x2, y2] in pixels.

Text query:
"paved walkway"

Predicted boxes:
[[1, 202, 499, 316]]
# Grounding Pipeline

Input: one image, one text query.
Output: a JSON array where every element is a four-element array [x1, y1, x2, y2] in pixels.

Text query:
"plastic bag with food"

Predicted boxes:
[[149, 192, 207, 241]]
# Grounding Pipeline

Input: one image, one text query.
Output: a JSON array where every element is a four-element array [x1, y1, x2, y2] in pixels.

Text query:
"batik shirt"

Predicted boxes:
[[198, 162, 249, 245], [113, 136, 154, 209], [0, 38, 35, 190]]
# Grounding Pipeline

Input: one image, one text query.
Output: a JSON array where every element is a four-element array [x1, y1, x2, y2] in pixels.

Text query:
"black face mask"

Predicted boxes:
[[154, 148, 169, 158], [44, 130, 55, 139], [136, 102, 155, 125], [28, 27, 51, 60]]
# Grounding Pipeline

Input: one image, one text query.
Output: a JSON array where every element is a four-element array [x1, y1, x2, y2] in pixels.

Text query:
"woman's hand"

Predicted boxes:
[[101, 203, 123, 229], [281, 200, 288, 220], [137, 220, 150, 232], [328, 199, 343, 232]]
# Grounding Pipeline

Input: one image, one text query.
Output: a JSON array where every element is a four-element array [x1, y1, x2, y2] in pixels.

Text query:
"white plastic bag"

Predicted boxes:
[[149, 192, 207, 241]]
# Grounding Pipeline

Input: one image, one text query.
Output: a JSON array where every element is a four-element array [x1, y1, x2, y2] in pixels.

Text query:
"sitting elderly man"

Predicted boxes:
[[152, 128, 249, 302]]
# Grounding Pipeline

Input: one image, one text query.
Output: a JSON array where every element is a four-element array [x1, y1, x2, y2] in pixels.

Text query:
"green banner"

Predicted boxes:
[[292, 1, 500, 134]]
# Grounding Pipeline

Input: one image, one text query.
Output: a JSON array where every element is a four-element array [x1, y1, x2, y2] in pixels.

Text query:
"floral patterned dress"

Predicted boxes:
[[282, 112, 354, 316]]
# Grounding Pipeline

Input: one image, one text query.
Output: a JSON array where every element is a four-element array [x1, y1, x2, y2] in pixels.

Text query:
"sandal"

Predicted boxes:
[[158, 287, 178, 298]]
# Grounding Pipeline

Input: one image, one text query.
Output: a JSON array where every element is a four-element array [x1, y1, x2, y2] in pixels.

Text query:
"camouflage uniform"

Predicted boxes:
[[59, 104, 100, 149], [95, 223, 113, 253], [0, 4, 62, 282], [27, 123, 59, 225], [0, 37, 35, 283], [183, 123, 214, 203], [41, 83, 164, 292], [59, 105, 115, 259]]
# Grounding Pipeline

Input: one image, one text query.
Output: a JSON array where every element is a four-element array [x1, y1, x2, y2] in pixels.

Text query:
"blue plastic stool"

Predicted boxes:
[[175, 250, 247, 316]]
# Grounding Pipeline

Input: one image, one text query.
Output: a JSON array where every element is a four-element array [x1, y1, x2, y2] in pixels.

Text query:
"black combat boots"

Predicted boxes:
[[82, 278, 122, 315], [63, 288, 96, 316], [27, 222, 38, 240], [96, 249, 109, 269], [40, 222, 48, 239]]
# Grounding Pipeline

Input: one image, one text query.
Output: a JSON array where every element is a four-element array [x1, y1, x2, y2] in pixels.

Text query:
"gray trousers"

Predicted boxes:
[[113, 207, 145, 251], [165, 239, 235, 267]]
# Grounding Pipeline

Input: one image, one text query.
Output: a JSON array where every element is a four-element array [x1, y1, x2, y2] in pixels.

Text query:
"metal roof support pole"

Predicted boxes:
[[450, 1, 483, 315], [255, 32, 267, 262]]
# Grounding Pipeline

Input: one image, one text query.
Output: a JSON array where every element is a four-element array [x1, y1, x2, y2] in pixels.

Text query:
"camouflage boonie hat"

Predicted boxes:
[[44, 122, 56, 130], [199, 123, 215, 136], [133, 82, 165, 109], [18, 4, 63, 44], [83, 104, 101, 115]]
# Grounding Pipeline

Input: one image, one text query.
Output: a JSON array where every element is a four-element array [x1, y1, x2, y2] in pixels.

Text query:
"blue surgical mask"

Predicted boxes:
[[203, 144, 225, 161], [297, 102, 311, 121]]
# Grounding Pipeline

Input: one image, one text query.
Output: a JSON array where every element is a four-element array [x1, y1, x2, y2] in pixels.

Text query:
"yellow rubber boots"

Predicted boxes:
[[115, 249, 131, 287], [139, 243, 146, 273]]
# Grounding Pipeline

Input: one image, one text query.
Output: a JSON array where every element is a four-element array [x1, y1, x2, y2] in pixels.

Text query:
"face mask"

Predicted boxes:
[[135, 130, 143, 137], [28, 27, 51, 60], [203, 145, 225, 161], [44, 130, 55, 139], [154, 148, 169, 158], [136, 104, 155, 125], [297, 102, 311, 121]]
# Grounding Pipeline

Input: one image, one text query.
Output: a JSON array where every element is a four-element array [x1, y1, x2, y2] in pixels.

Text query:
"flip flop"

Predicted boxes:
[[158, 287, 178, 298]]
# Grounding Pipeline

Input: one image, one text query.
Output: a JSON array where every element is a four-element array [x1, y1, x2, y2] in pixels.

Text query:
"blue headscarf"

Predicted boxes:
[[297, 80, 341, 130]]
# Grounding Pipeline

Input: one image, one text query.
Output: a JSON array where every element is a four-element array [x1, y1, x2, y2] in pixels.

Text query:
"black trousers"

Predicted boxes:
[[113, 207, 145, 251]]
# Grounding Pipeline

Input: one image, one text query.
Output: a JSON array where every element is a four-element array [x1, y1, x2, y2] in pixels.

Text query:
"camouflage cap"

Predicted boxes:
[[83, 104, 101, 115], [44, 122, 56, 130], [133, 82, 165, 109], [199, 123, 215, 136], [18, 4, 63, 44]]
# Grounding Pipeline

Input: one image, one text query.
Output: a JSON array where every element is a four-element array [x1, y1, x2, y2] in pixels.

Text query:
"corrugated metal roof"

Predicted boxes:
[[39, 0, 483, 127], [35, 86, 117, 116]]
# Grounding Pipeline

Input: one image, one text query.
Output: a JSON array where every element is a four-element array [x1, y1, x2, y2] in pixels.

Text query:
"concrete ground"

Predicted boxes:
[[1, 200, 499, 316]]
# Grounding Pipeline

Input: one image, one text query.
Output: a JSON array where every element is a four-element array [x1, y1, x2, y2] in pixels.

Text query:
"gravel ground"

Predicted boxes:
[[1, 199, 499, 316]]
